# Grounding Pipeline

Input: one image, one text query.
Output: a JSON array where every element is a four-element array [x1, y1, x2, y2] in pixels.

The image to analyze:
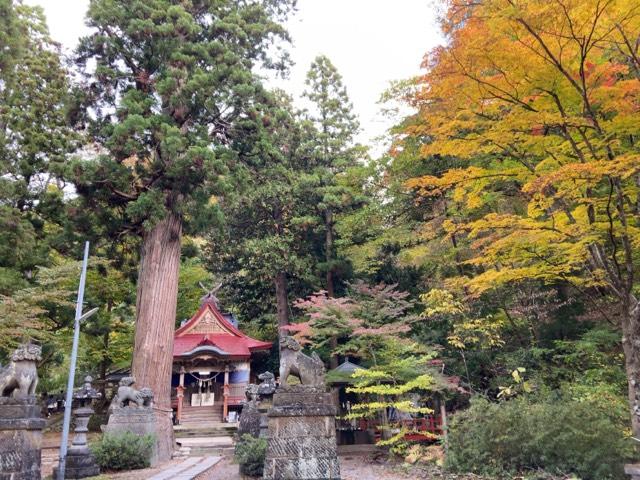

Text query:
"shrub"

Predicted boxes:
[[446, 396, 634, 480], [235, 434, 267, 477], [91, 431, 154, 471]]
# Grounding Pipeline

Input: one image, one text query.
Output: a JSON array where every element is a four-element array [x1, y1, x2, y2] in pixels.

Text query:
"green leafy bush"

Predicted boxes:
[[446, 396, 634, 479], [91, 432, 154, 471], [235, 434, 267, 477]]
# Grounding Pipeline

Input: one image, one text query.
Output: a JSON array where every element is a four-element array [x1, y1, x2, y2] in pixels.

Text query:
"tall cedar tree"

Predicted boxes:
[[0, 1, 77, 293], [302, 56, 362, 367], [302, 56, 361, 298], [207, 91, 315, 328], [72, 0, 294, 459]]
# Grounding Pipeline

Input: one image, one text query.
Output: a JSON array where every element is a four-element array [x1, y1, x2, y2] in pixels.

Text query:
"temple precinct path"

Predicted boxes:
[[148, 456, 222, 480]]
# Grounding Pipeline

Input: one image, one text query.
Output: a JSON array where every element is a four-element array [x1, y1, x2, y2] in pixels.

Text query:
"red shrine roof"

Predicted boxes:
[[173, 299, 272, 360]]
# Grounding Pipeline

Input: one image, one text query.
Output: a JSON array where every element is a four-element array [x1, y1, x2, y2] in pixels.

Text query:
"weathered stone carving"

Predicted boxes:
[[245, 371, 277, 403], [239, 372, 277, 438], [109, 377, 153, 409], [0, 344, 41, 398], [279, 335, 325, 387], [0, 344, 45, 480]]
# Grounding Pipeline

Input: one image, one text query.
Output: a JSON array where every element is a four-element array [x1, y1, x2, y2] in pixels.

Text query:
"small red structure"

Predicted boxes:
[[171, 292, 271, 423]]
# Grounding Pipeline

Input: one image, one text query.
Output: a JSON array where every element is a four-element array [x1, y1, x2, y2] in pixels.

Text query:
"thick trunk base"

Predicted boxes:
[[131, 212, 182, 462]]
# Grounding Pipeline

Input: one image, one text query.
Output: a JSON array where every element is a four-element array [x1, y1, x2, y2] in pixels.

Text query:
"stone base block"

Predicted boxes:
[[103, 407, 158, 466], [0, 398, 46, 480], [263, 387, 340, 480], [238, 402, 261, 438], [625, 464, 640, 479], [53, 452, 100, 479]]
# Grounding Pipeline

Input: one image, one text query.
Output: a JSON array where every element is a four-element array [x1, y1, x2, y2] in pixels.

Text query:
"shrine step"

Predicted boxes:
[[174, 423, 237, 438], [174, 436, 235, 459]]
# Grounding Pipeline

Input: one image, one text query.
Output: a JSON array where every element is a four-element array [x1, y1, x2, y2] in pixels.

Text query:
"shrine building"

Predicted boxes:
[[171, 291, 272, 424]]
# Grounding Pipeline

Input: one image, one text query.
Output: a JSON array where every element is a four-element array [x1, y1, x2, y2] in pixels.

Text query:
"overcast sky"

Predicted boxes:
[[26, 0, 443, 149]]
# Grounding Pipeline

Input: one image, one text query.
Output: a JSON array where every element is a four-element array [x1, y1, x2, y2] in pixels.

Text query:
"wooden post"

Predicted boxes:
[[440, 402, 449, 455], [223, 365, 230, 421], [176, 366, 185, 424]]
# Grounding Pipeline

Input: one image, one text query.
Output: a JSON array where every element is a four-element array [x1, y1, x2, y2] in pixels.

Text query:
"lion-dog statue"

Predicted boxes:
[[245, 371, 277, 403], [279, 335, 325, 386], [0, 343, 41, 398], [110, 376, 153, 409]]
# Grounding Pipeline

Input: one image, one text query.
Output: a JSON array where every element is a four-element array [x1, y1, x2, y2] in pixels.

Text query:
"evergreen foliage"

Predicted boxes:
[[91, 432, 155, 471], [234, 433, 267, 477], [447, 396, 634, 480]]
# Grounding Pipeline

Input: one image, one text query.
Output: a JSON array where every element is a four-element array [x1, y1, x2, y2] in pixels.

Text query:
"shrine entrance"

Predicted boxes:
[[170, 288, 272, 424]]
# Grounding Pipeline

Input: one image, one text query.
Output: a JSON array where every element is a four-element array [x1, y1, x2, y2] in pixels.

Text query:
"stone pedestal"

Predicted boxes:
[[53, 406, 100, 479], [263, 386, 340, 480], [238, 401, 261, 438], [626, 464, 640, 479], [0, 397, 46, 480], [103, 407, 158, 466]]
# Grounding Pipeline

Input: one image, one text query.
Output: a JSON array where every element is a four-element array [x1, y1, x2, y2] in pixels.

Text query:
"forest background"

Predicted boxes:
[[1, 0, 639, 478]]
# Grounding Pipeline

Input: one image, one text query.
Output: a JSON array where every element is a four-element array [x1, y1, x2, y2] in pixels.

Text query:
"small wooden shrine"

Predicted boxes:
[[171, 288, 272, 423]]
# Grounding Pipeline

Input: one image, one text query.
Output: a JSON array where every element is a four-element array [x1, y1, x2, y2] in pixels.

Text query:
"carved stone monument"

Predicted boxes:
[[103, 376, 158, 466], [53, 376, 101, 479], [239, 371, 277, 438], [263, 336, 341, 480], [0, 343, 46, 480]]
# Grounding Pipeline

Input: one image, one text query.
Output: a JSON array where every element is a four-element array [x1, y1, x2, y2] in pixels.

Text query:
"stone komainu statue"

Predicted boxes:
[[110, 376, 153, 409], [0, 343, 41, 398], [245, 371, 277, 402], [279, 335, 325, 386]]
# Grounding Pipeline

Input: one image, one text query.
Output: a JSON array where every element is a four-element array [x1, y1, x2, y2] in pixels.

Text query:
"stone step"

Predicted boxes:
[[176, 436, 234, 448], [175, 430, 234, 438], [175, 436, 235, 458]]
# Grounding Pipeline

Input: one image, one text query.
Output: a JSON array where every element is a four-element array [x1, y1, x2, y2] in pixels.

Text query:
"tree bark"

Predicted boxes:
[[274, 271, 290, 328], [131, 212, 182, 462], [325, 209, 335, 298], [621, 300, 640, 438], [324, 209, 339, 368]]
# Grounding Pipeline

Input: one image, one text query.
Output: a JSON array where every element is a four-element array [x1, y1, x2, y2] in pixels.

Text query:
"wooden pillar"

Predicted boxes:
[[223, 365, 230, 421], [176, 366, 185, 424]]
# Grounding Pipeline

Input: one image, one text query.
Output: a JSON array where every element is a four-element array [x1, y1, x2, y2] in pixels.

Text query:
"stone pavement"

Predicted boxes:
[[148, 456, 221, 480]]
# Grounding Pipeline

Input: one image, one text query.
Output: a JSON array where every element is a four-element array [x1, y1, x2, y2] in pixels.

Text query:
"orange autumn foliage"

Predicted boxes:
[[399, 0, 640, 435]]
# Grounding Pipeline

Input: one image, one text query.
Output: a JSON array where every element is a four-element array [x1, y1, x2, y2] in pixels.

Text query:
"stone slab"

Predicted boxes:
[[147, 456, 202, 480], [148, 456, 221, 480], [172, 456, 221, 479], [175, 436, 233, 447]]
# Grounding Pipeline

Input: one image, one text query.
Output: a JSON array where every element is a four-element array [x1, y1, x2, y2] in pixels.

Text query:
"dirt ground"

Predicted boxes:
[[198, 455, 489, 480]]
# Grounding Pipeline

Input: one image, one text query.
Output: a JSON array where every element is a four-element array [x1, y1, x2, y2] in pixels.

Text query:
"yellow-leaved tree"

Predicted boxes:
[[402, 0, 640, 436]]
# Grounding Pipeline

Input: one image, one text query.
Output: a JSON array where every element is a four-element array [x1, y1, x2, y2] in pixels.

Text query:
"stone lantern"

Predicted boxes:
[[53, 376, 101, 479]]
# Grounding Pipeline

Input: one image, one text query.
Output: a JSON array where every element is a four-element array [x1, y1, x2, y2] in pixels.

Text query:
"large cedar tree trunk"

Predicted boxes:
[[274, 271, 290, 328], [131, 212, 182, 462]]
